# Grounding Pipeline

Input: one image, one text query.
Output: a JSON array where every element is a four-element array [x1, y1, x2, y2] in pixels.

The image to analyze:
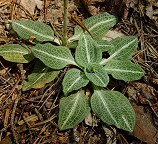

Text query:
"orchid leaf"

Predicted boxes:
[[75, 34, 102, 67], [22, 60, 59, 91], [62, 68, 89, 95], [12, 20, 56, 43], [69, 12, 116, 42], [0, 44, 33, 63], [84, 64, 109, 87], [104, 60, 144, 81], [32, 43, 77, 69], [91, 87, 135, 132], [58, 91, 90, 130]]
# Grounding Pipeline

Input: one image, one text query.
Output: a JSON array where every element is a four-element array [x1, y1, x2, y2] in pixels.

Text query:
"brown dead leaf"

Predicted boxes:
[[35, 0, 43, 10], [127, 82, 158, 103], [88, 135, 101, 144], [20, 0, 43, 15], [44, 0, 75, 23], [20, 0, 36, 15], [81, 0, 138, 18], [132, 103, 158, 144], [127, 82, 158, 143], [58, 136, 69, 144], [146, 0, 158, 20], [146, 5, 154, 18], [102, 30, 124, 41], [127, 82, 158, 118], [81, 0, 105, 15]]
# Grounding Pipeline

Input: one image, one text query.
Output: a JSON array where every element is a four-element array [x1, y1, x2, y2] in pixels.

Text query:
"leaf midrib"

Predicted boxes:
[[100, 39, 136, 65], [83, 35, 90, 63], [88, 18, 116, 32], [104, 68, 143, 74], [0, 50, 27, 54], [23, 68, 48, 90], [66, 76, 82, 92], [60, 93, 80, 129], [93, 73, 105, 86], [13, 21, 53, 40], [122, 115, 132, 131], [96, 90, 119, 125], [33, 49, 77, 65]]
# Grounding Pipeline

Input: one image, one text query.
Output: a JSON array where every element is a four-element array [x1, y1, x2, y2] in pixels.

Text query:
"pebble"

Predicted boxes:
[[5, 23, 11, 31]]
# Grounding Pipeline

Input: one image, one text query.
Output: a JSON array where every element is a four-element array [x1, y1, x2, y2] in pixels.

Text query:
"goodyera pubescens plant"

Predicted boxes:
[[0, 12, 144, 132]]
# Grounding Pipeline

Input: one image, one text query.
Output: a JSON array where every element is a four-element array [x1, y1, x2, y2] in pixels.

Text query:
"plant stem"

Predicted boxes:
[[62, 0, 68, 46]]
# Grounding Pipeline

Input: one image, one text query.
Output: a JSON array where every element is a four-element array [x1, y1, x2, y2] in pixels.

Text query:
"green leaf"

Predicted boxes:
[[84, 64, 109, 87], [75, 34, 102, 67], [22, 60, 59, 91], [91, 87, 135, 132], [58, 91, 90, 130], [104, 60, 144, 81], [0, 44, 33, 63], [12, 20, 57, 43], [69, 12, 116, 42], [96, 40, 114, 52], [69, 41, 78, 49], [32, 43, 77, 69], [100, 36, 138, 65], [62, 68, 89, 95]]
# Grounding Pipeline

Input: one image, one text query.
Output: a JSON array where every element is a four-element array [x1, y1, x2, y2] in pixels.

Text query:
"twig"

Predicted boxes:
[[10, 90, 21, 144], [34, 114, 57, 126]]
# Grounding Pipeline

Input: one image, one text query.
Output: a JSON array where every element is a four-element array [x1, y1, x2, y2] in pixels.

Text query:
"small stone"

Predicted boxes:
[[5, 23, 11, 31]]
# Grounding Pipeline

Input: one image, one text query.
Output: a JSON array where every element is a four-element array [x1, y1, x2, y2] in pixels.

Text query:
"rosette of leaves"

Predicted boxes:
[[0, 13, 144, 132], [31, 33, 144, 131], [61, 34, 144, 131]]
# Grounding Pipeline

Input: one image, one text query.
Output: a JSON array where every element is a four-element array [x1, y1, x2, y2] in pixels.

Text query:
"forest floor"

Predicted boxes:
[[0, 0, 158, 144]]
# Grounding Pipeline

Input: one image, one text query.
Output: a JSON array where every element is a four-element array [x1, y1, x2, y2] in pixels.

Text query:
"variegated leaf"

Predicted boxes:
[[91, 87, 135, 132], [100, 36, 138, 65], [32, 43, 77, 69], [75, 34, 102, 67], [58, 91, 90, 130], [22, 60, 59, 91], [96, 40, 114, 52], [0, 44, 33, 63], [69, 12, 116, 42], [104, 60, 144, 81], [84, 64, 109, 87], [12, 20, 60, 44], [62, 68, 89, 95]]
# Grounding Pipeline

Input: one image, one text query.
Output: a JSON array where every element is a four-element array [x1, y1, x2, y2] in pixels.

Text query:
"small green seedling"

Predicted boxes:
[[0, 12, 144, 132]]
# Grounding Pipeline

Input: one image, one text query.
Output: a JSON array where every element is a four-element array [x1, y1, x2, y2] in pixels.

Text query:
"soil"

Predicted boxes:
[[0, 0, 158, 144]]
